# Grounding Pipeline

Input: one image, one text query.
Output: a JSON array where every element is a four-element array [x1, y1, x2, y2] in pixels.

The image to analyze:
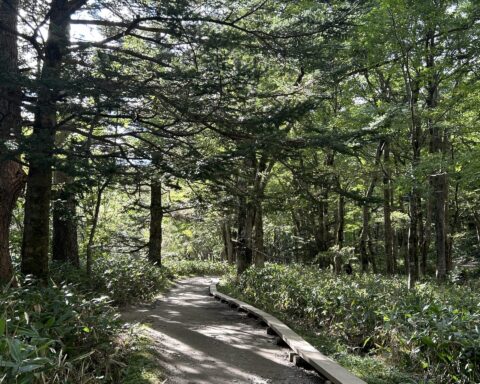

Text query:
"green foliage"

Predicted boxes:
[[164, 258, 234, 278], [0, 277, 121, 383], [91, 256, 170, 305], [117, 330, 164, 384], [221, 264, 480, 384]]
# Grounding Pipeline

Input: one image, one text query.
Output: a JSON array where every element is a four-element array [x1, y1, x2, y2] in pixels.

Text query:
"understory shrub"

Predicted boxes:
[[51, 255, 171, 305], [221, 263, 480, 384], [164, 258, 233, 278], [0, 277, 122, 383], [91, 255, 170, 305]]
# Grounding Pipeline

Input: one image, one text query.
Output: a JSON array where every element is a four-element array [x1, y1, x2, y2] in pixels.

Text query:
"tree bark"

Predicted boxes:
[[425, 30, 449, 281], [21, 0, 75, 279], [222, 219, 234, 264], [336, 194, 345, 248], [359, 142, 383, 273], [383, 142, 394, 274], [148, 178, 163, 266], [407, 80, 421, 289], [86, 179, 109, 276], [0, 0, 25, 284], [253, 200, 265, 267], [431, 173, 448, 280], [52, 169, 79, 267], [236, 188, 249, 275]]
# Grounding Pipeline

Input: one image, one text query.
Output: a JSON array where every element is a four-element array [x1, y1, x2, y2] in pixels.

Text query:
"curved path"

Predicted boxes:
[[122, 277, 324, 384]]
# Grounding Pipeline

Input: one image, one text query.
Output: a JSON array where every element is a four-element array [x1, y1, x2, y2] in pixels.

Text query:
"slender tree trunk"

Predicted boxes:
[[236, 188, 249, 275], [222, 219, 234, 264], [21, 0, 73, 279], [408, 81, 421, 289], [392, 227, 399, 273], [245, 200, 255, 266], [148, 178, 163, 266], [253, 200, 265, 267], [359, 204, 370, 273], [421, 197, 432, 276], [336, 194, 345, 248], [0, 0, 26, 285], [237, 151, 256, 275], [52, 169, 79, 267], [86, 179, 109, 276], [383, 142, 394, 274], [359, 142, 383, 273], [425, 30, 449, 281], [431, 173, 447, 280]]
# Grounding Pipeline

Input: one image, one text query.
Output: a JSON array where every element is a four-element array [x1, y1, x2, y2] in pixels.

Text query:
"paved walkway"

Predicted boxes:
[[122, 277, 324, 384]]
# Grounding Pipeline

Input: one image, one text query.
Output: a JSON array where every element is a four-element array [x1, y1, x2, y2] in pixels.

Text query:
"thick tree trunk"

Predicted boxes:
[[0, 162, 24, 284], [21, 0, 73, 279], [0, 0, 25, 284], [52, 170, 79, 267], [148, 178, 163, 266]]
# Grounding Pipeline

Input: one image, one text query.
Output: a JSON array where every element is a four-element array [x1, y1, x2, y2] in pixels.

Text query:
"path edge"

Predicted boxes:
[[209, 282, 366, 384]]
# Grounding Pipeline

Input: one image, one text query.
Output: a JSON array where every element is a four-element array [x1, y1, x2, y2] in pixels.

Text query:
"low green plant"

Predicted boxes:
[[91, 255, 170, 305], [0, 277, 122, 383], [164, 258, 234, 278], [220, 263, 480, 384]]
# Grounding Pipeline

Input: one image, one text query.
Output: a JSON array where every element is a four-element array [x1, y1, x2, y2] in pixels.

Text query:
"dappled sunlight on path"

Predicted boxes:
[[122, 277, 324, 384]]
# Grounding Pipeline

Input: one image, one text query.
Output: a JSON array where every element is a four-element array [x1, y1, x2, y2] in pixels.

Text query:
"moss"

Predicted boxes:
[[120, 331, 164, 384]]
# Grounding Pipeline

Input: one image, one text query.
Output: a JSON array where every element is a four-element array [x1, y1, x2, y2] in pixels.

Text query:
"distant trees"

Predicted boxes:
[[0, 0, 478, 287]]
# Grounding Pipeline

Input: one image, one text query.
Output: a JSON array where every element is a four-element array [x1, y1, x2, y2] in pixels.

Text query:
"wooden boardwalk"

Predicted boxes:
[[210, 283, 367, 384]]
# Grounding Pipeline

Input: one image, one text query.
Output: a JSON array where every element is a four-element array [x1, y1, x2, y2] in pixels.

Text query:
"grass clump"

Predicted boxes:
[[220, 263, 480, 384]]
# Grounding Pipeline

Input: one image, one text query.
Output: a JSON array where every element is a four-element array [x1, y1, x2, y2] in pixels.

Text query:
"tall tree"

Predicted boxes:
[[0, 0, 26, 284]]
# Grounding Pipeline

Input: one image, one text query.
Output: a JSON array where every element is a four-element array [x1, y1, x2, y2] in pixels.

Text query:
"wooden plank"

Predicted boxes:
[[209, 283, 366, 384]]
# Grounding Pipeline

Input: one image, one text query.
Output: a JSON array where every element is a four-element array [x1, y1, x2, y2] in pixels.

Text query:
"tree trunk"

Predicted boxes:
[[236, 189, 249, 275], [222, 219, 234, 264], [21, 0, 73, 279], [253, 200, 265, 267], [425, 30, 449, 281], [86, 179, 109, 276], [431, 173, 448, 280], [336, 194, 345, 248], [421, 197, 432, 276], [359, 142, 383, 273], [0, 0, 26, 285], [359, 204, 370, 273], [383, 142, 394, 274], [407, 72, 421, 289], [148, 178, 163, 266], [52, 169, 79, 267]]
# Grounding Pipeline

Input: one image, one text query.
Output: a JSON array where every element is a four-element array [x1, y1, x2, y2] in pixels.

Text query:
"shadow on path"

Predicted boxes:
[[122, 277, 324, 384]]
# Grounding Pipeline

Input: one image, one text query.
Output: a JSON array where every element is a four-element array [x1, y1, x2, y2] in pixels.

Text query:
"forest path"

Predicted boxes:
[[121, 277, 324, 384]]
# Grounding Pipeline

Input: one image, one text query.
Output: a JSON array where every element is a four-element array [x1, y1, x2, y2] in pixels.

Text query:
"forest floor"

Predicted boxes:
[[121, 277, 325, 384]]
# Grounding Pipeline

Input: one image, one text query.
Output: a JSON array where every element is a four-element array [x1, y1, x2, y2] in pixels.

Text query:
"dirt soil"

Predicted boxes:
[[122, 277, 325, 384]]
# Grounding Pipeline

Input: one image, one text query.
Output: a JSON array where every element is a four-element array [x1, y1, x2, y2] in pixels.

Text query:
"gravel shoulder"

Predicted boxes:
[[121, 277, 325, 384]]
